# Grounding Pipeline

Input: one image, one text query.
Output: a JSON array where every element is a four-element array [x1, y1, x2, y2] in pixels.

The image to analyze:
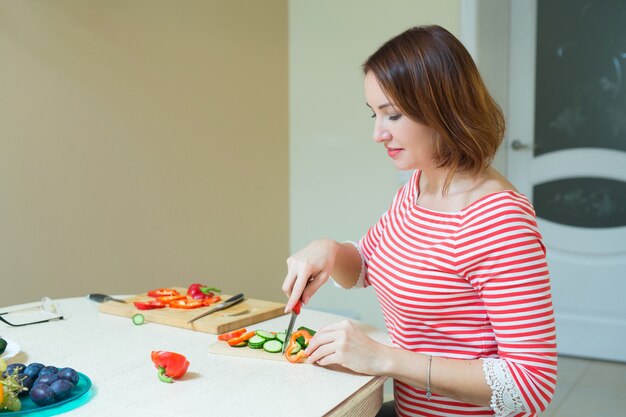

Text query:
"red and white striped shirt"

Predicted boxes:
[[359, 170, 557, 417]]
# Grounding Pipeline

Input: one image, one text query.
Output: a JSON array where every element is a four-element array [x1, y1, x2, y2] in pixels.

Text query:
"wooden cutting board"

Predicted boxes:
[[207, 339, 294, 362], [98, 288, 286, 334]]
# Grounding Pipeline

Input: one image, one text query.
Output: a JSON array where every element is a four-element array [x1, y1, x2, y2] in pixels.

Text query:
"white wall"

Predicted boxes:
[[289, 0, 460, 329]]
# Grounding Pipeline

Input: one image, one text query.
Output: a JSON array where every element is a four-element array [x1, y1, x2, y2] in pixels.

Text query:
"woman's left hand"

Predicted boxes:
[[304, 320, 388, 375]]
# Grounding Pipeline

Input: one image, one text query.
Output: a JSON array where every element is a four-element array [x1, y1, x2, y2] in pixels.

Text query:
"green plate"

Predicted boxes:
[[1, 372, 92, 415]]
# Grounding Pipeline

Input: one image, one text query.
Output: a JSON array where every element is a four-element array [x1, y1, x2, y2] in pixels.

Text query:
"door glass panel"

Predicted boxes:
[[535, 0, 626, 155], [534, 0, 626, 227], [534, 178, 626, 228]]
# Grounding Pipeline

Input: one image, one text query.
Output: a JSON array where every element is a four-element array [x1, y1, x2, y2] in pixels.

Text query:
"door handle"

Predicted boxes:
[[511, 139, 537, 151]]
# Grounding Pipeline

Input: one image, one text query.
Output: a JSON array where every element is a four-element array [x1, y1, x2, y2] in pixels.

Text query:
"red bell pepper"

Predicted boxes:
[[217, 327, 247, 341], [133, 300, 166, 310], [187, 283, 222, 300], [147, 288, 180, 298], [151, 351, 190, 383], [284, 330, 312, 363]]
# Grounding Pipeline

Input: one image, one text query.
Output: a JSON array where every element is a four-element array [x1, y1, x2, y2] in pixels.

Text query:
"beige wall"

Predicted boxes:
[[289, 0, 460, 329], [0, 1, 289, 306]]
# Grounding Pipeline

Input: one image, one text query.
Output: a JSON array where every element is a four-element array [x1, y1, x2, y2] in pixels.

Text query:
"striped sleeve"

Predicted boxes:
[[456, 195, 558, 414]]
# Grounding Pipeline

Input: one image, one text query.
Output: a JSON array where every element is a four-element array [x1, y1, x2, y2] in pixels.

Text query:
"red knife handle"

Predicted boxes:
[[293, 299, 303, 315]]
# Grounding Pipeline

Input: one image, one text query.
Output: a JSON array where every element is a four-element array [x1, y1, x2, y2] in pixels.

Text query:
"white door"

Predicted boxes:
[[508, 0, 626, 362]]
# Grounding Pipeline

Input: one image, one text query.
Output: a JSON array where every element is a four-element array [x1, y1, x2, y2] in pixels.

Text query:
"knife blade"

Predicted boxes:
[[88, 293, 127, 303], [282, 299, 303, 353], [187, 293, 245, 324]]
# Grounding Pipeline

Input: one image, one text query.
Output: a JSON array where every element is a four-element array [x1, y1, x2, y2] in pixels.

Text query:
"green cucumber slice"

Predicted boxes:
[[132, 313, 145, 325], [275, 332, 286, 343], [263, 339, 283, 353], [248, 335, 266, 345], [255, 330, 276, 340], [288, 343, 301, 354]]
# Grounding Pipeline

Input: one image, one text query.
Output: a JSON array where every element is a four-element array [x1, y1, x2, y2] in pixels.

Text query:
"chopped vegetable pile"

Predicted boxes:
[[134, 284, 222, 311], [219, 326, 316, 363]]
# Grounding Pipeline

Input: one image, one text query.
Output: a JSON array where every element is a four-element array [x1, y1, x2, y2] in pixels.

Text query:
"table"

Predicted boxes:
[[1, 297, 389, 416]]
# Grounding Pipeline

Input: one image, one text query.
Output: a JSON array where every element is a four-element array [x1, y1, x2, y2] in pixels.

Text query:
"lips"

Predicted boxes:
[[386, 147, 403, 158]]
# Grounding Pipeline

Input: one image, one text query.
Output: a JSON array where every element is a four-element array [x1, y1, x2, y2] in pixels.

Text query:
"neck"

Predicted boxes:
[[419, 167, 489, 197]]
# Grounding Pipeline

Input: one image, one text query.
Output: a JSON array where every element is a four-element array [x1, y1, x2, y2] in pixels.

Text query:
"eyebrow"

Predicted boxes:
[[365, 102, 393, 110]]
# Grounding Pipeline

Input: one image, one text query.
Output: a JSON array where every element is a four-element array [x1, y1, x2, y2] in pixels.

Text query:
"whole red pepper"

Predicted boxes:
[[151, 351, 190, 383], [187, 283, 221, 299]]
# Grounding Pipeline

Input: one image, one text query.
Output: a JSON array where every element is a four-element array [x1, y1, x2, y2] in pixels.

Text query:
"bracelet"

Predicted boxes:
[[426, 355, 432, 400]]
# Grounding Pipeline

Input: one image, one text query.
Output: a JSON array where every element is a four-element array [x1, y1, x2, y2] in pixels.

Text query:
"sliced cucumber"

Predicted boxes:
[[132, 313, 145, 325], [232, 341, 248, 347], [255, 330, 276, 340], [275, 332, 286, 343], [248, 335, 266, 346], [288, 343, 301, 354], [263, 339, 282, 353]]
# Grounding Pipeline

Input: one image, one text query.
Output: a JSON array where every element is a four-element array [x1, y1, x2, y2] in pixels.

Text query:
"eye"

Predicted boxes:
[[370, 113, 376, 119], [389, 114, 401, 121]]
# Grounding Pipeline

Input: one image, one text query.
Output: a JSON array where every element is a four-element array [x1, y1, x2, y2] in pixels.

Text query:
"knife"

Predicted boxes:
[[282, 299, 303, 353], [88, 293, 127, 303], [187, 293, 245, 324]]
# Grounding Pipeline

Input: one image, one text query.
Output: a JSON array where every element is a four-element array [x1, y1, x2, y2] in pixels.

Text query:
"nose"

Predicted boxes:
[[373, 123, 391, 143]]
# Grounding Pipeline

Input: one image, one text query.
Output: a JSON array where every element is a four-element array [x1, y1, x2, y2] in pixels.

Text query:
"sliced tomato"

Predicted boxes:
[[147, 288, 180, 298], [217, 328, 247, 341], [169, 299, 204, 309], [133, 300, 166, 310]]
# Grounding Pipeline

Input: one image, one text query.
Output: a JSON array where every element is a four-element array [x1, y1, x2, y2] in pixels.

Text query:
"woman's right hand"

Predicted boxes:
[[282, 239, 339, 313]]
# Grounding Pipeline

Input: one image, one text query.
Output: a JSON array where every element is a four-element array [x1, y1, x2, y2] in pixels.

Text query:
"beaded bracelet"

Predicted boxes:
[[426, 355, 433, 400]]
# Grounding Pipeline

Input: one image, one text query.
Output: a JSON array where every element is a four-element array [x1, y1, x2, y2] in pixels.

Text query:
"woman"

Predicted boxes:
[[282, 25, 557, 417]]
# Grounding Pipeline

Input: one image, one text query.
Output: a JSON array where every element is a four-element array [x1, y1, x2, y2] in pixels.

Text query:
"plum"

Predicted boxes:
[[29, 384, 55, 406], [38, 366, 58, 376], [23, 363, 45, 380], [17, 373, 34, 396], [50, 379, 75, 400], [57, 367, 79, 385], [2, 363, 25, 378], [34, 373, 59, 386]]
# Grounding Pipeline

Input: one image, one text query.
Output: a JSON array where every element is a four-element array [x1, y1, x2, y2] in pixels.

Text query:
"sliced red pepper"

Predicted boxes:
[[156, 294, 186, 305], [227, 331, 256, 346], [151, 351, 189, 382], [201, 295, 221, 306], [217, 327, 247, 341], [284, 330, 312, 363], [133, 300, 166, 310], [147, 288, 180, 298], [169, 299, 204, 309]]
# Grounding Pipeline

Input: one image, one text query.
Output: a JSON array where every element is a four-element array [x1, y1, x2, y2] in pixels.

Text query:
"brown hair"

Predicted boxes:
[[363, 25, 505, 193]]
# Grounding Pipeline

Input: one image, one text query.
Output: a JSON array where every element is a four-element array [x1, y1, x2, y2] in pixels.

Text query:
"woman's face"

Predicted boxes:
[[364, 72, 436, 171]]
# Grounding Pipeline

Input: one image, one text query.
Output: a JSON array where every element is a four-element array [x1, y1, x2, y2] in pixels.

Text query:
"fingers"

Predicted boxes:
[[283, 263, 316, 312], [304, 330, 341, 364], [301, 272, 328, 305]]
